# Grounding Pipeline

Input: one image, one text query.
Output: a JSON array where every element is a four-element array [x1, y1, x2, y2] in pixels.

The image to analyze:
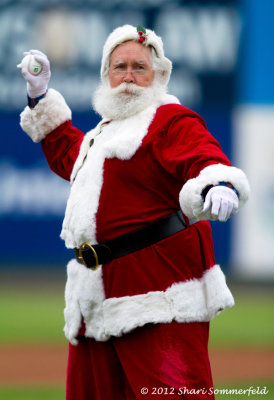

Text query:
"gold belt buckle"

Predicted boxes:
[[78, 242, 100, 271]]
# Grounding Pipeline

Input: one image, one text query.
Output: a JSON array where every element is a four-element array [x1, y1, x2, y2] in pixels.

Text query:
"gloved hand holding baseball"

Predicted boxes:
[[203, 185, 239, 222], [17, 50, 51, 98]]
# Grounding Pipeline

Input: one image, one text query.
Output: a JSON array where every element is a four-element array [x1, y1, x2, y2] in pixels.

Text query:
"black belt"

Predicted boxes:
[[74, 211, 197, 270]]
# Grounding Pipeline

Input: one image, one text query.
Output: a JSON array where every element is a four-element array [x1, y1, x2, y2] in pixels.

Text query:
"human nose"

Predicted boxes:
[[123, 70, 135, 83]]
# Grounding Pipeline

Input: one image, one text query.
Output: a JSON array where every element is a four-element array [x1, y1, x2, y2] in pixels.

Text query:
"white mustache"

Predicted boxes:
[[111, 82, 144, 96], [93, 78, 166, 120]]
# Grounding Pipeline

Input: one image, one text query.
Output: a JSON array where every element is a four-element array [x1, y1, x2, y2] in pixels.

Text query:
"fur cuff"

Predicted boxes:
[[20, 88, 72, 143], [179, 163, 250, 220]]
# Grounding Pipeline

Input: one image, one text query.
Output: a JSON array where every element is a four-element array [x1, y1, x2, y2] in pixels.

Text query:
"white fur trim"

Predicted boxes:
[[202, 265, 235, 319], [61, 105, 158, 248], [179, 163, 250, 220], [61, 96, 179, 249], [71, 95, 179, 184], [64, 263, 234, 344], [20, 88, 72, 143], [163, 94, 180, 105], [101, 24, 172, 86], [103, 264, 234, 336], [69, 120, 108, 184], [64, 259, 110, 345]]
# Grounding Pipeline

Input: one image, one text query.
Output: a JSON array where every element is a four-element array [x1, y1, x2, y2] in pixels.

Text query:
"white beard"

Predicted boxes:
[[92, 80, 166, 120]]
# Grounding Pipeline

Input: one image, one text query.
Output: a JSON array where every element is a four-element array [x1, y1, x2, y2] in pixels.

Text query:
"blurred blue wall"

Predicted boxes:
[[231, 0, 274, 276], [0, 0, 239, 268], [237, 0, 274, 104]]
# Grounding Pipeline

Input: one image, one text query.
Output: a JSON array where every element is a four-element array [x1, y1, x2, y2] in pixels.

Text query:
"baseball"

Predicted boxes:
[[19, 54, 42, 75]]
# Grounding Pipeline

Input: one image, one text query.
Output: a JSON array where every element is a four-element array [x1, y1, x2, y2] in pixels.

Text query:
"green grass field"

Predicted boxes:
[[209, 288, 274, 348], [0, 284, 273, 347], [0, 288, 66, 345], [214, 383, 273, 399], [0, 386, 65, 400], [0, 278, 273, 399], [0, 383, 272, 400]]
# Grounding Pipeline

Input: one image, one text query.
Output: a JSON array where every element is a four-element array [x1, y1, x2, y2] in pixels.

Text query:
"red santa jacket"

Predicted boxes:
[[20, 89, 249, 344]]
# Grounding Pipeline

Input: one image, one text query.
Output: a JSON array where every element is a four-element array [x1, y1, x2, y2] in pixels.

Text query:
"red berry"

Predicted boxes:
[[138, 31, 143, 36], [139, 36, 146, 43]]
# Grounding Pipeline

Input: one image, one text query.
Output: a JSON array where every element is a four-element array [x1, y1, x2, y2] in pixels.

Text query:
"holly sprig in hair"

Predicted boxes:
[[136, 25, 148, 43]]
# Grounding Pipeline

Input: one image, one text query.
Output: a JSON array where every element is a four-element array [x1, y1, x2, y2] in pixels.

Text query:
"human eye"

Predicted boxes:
[[134, 63, 146, 71], [112, 63, 126, 74], [132, 64, 147, 75], [114, 63, 126, 71]]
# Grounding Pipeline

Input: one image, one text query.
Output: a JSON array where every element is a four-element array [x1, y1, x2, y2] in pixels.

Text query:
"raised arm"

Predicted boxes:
[[18, 50, 84, 181]]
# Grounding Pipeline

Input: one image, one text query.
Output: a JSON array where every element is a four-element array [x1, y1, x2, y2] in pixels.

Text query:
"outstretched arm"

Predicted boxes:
[[152, 106, 249, 222]]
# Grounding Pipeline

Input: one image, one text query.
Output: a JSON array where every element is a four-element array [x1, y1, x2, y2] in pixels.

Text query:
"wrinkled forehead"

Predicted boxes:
[[109, 40, 153, 66]]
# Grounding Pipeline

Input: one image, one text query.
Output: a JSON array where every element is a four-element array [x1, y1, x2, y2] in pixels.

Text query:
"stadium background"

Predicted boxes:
[[0, 0, 273, 398]]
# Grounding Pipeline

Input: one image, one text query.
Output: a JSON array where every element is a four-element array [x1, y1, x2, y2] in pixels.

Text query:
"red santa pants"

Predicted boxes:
[[66, 321, 215, 400]]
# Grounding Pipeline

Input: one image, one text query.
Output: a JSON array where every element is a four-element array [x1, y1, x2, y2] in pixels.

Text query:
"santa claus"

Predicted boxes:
[[18, 25, 249, 400]]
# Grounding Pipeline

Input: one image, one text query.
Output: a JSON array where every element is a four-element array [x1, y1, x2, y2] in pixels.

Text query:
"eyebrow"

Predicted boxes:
[[112, 60, 147, 66]]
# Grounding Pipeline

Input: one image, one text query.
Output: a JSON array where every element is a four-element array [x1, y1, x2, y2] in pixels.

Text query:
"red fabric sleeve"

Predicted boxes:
[[152, 107, 231, 185], [41, 120, 84, 181]]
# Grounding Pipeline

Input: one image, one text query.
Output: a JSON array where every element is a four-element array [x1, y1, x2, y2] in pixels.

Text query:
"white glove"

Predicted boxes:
[[202, 186, 239, 222], [17, 50, 51, 98]]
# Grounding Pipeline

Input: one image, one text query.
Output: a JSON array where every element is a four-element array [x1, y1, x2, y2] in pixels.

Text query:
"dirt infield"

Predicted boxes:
[[0, 345, 273, 385]]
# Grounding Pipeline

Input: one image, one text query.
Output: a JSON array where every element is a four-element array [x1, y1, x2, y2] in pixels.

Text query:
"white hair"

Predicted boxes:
[[104, 41, 169, 88], [150, 45, 169, 86], [100, 25, 172, 86]]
